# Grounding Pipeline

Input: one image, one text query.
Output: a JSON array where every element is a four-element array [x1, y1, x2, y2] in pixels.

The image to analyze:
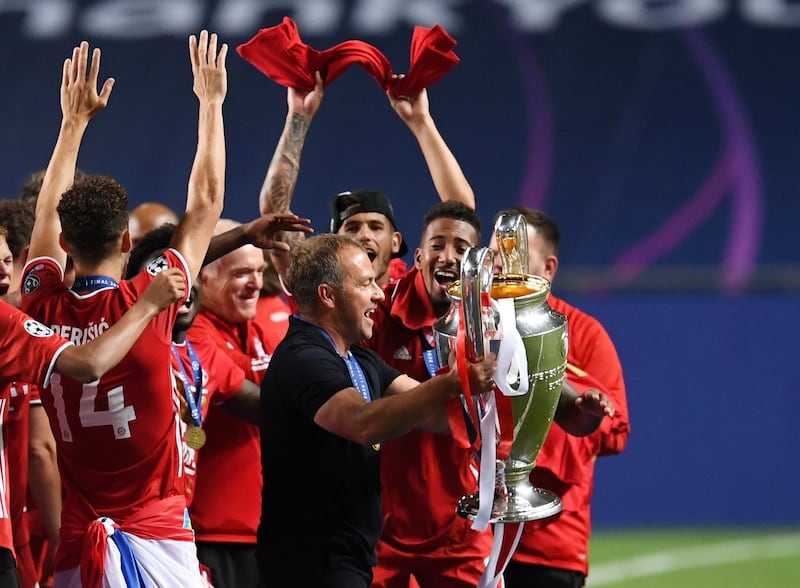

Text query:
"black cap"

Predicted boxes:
[[329, 189, 409, 258]]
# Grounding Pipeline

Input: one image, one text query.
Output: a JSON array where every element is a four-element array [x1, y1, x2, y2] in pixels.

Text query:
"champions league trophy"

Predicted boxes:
[[433, 213, 568, 525]]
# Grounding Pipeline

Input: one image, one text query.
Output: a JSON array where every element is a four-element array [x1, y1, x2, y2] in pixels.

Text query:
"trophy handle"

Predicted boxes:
[[460, 246, 495, 362], [493, 213, 529, 275]]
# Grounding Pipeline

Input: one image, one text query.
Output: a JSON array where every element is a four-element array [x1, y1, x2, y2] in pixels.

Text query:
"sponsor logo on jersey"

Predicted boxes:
[[146, 255, 169, 276], [393, 345, 412, 361], [22, 274, 41, 295], [23, 319, 54, 338]]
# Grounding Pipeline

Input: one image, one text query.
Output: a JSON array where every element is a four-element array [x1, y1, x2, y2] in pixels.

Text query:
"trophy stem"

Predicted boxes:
[[457, 460, 562, 524]]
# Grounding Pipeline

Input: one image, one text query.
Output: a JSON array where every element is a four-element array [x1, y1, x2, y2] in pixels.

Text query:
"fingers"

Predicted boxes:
[[217, 42, 229, 69], [98, 77, 115, 104], [192, 30, 227, 68], [88, 47, 101, 88], [197, 29, 208, 67], [62, 57, 70, 89], [208, 31, 218, 65], [72, 43, 84, 84], [188, 34, 198, 76]]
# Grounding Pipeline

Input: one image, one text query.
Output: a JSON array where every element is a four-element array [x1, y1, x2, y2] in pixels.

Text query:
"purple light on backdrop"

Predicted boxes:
[[493, 6, 763, 292], [611, 30, 762, 292]]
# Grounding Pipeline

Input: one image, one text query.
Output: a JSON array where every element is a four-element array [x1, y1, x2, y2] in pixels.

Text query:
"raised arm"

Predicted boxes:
[[55, 268, 186, 382], [169, 30, 228, 282], [258, 73, 324, 278], [27, 42, 114, 265], [202, 213, 312, 267], [388, 84, 475, 209]]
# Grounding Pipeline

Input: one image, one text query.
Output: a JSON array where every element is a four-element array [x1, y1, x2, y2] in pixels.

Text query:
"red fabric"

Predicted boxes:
[[6, 384, 31, 546], [394, 24, 459, 95], [455, 316, 481, 453], [6, 381, 35, 587], [187, 310, 273, 543], [77, 495, 192, 588], [494, 522, 523, 578], [237, 17, 459, 94], [24, 389, 53, 588], [252, 294, 291, 349], [387, 258, 408, 284], [23, 508, 50, 588], [512, 295, 629, 576], [365, 268, 492, 579]]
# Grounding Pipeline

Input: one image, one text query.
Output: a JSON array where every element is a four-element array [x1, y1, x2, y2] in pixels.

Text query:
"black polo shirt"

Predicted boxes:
[[258, 315, 402, 584]]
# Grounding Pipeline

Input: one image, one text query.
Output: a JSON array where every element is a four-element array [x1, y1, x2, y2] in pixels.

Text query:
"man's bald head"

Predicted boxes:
[[128, 202, 179, 246]]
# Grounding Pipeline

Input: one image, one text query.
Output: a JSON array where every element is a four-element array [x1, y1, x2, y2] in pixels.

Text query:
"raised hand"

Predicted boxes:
[[60, 41, 114, 123], [387, 75, 430, 128], [140, 268, 187, 314], [243, 213, 314, 252], [288, 71, 324, 118], [189, 30, 228, 104]]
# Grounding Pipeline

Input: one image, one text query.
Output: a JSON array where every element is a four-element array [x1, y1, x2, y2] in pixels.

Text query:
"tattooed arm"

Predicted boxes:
[[259, 72, 324, 279]]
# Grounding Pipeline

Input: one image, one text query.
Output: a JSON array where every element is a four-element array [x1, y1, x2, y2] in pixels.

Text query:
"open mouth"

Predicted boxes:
[[364, 248, 377, 263], [433, 269, 457, 288]]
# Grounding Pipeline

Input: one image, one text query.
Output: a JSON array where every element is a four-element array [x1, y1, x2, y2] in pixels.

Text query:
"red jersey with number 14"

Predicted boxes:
[[21, 250, 191, 571]]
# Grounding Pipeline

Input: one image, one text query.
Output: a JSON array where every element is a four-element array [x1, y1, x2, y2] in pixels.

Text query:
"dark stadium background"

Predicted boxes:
[[2, 1, 797, 530]]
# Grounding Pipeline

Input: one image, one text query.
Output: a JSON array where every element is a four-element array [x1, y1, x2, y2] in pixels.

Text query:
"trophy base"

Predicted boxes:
[[457, 486, 563, 524]]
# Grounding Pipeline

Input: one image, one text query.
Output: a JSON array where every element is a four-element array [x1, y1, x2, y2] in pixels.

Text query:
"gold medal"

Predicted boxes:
[[185, 425, 206, 450]]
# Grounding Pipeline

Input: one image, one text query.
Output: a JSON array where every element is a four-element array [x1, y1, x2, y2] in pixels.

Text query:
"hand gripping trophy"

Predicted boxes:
[[433, 213, 568, 586]]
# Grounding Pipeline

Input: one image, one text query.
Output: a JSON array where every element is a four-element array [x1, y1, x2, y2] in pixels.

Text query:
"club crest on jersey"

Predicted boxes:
[[146, 255, 169, 276], [22, 274, 41, 295], [23, 319, 54, 338]]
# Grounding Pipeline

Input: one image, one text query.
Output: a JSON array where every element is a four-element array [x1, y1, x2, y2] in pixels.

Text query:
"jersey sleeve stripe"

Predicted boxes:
[[43, 341, 74, 389], [166, 247, 193, 291]]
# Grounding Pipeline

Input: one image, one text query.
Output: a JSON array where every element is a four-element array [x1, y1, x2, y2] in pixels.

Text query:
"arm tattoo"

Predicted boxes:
[[260, 113, 311, 214]]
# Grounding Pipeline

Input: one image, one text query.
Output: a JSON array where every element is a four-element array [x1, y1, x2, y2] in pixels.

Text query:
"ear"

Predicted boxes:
[[58, 233, 71, 256], [318, 283, 336, 309], [413, 247, 423, 270], [18, 245, 29, 268], [543, 255, 559, 283], [391, 231, 402, 255], [121, 229, 132, 254]]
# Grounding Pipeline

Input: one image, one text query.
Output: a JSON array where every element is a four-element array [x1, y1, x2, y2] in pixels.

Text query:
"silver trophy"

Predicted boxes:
[[433, 214, 567, 523]]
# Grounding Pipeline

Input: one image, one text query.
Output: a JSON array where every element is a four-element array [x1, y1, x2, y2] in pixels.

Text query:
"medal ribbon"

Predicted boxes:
[[71, 275, 119, 292], [312, 323, 372, 403], [171, 342, 203, 427]]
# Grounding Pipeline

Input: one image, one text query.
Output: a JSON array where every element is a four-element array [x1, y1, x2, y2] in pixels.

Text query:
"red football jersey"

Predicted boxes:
[[0, 300, 73, 554], [252, 294, 290, 351], [171, 336, 245, 507], [187, 309, 271, 543], [21, 251, 191, 571]]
